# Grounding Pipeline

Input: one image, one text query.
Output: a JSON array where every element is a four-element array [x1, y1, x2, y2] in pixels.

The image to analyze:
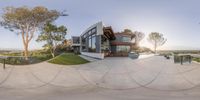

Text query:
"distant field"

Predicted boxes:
[[158, 50, 200, 54], [0, 50, 22, 55], [0, 49, 52, 65]]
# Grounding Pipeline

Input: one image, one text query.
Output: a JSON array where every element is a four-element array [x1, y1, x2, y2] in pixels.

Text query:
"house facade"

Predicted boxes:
[[72, 22, 136, 59]]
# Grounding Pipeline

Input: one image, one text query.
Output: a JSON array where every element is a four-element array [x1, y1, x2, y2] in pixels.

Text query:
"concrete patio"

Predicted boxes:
[[0, 56, 200, 100]]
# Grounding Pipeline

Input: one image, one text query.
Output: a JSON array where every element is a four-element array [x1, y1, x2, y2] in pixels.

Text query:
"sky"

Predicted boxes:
[[0, 0, 200, 50]]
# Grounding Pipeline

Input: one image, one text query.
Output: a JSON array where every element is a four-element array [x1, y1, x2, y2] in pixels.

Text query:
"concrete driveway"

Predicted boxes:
[[0, 56, 200, 100]]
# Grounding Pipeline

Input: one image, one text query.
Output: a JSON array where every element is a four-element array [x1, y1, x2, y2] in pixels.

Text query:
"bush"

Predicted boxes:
[[0, 50, 53, 65]]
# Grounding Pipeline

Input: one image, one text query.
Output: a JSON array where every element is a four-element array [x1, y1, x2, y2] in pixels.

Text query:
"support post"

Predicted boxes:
[[189, 56, 192, 64], [181, 56, 183, 65], [3, 59, 5, 69]]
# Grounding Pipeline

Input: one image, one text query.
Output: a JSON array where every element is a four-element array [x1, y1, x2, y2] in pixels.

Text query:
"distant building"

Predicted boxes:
[[71, 22, 137, 59]]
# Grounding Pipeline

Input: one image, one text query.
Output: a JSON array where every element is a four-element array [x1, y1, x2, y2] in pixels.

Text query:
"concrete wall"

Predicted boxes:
[[81, 52, 104, 59], [81, 22, 104, 36]]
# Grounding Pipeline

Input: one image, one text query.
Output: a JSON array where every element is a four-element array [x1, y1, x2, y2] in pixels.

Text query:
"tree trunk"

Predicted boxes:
[[24, 43, 29, 60], [51, 52, 55, 58], [21, 31, 29, 60], [52, 42, 58, 58], [20, 25, 35, 60], [50, 48, 55, 58], [154, 41, 157, 54]]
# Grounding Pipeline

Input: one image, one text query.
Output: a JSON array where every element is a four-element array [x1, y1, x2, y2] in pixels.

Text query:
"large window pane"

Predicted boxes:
[[82, 38, 86, 45], [89, 36, 92, 48], [116, 46, 130, 52], [92, 36, 96, 50], [92, 28, 96, 33], [81, 27, 97, 52], [122, 36, 131, 42]]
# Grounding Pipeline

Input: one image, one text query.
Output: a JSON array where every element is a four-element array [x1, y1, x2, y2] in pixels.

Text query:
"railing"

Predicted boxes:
[[174, 54, 200, 65], [0, 55, 51, 69], [0, 56, 7, 69]]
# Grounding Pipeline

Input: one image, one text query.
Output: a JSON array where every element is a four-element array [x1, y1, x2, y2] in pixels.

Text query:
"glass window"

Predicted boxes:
[[82, 38, 86, 45], [88, 31, 92, 35], [89, 36, 92, 48], [83, 34, 85, 38], [82, 46, 86, 52], [82, 27, 97, 52], [122, 36, 131, 42], [72, 37, 80, 44], [92, 36, 96, 49], [88, 35, 96, 52], [92, 28, 96, 33], [116, 46, 130, 52]]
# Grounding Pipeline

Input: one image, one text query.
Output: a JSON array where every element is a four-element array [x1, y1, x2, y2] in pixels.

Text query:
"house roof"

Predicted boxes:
[[103, 27, 116, 40]]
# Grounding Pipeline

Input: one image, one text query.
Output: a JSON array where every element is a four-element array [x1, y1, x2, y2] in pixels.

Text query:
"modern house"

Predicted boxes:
[[72, 22, 137, 59]]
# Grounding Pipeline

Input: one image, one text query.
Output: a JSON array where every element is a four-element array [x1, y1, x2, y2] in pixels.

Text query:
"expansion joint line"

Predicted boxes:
[[0, 65, 14, 87], [126, 60, 200, 92], [125, 61, 174, 91], [77, 62, 137, 90], [77, 61, 146, 90], [174, 64, 200, 90], [77, 62, 112, 87], [27, 66, 64, 89]]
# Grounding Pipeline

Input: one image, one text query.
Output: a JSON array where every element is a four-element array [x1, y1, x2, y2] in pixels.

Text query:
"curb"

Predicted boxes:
[[192, 61, 200, 64]]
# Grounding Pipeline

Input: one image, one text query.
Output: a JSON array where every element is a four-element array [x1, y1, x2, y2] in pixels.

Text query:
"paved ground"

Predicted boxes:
[[0, 56, 200, 100]]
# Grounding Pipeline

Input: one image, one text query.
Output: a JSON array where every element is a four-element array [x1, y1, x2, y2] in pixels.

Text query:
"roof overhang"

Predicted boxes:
[[103, 27, 116, 40]]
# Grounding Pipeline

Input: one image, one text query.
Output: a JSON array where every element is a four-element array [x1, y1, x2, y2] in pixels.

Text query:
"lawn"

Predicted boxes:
[[48, 53, 89, 65], [193, 58, 200, 62]]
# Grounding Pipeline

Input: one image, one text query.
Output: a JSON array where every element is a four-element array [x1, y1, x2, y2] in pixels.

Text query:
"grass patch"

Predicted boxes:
[[48, 53, 89, 65], [193, 58, 200, 62]]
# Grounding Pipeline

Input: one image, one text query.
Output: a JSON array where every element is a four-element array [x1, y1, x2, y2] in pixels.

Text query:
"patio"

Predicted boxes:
[[0, 56, 200, 100]]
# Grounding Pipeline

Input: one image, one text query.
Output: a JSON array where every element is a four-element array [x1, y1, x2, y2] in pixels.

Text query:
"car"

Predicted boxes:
[[129, 52, 139, 59]]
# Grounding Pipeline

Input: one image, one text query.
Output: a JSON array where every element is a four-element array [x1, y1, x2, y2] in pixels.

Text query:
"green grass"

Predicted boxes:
[[48, 53, 89, 65], [193, 58, 200, 62]]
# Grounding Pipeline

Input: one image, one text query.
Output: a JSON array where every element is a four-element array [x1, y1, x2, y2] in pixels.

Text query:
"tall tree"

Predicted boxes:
[[36, 23, 67, 58], [148, 32, 167, 54], [133, 31, 145, 47], [0, 6, 61, 59], [123, 29, 145, 50]]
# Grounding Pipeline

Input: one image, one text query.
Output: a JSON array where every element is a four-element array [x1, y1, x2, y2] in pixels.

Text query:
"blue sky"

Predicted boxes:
[[0, 0, 200, 50]]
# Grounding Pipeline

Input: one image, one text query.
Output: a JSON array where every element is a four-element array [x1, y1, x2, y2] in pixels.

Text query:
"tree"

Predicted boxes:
[[0, 6, 62, 59], [123, 29, 145, 50], [147, 32, 167, 54], [133, 31, 145, 47], [36, 23, 67, 58], [123, 29, 144, 44]]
